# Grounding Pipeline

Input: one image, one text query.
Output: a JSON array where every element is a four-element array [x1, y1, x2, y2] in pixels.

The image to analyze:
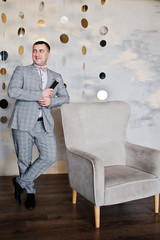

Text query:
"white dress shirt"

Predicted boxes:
[[35, 64, 48, 118]]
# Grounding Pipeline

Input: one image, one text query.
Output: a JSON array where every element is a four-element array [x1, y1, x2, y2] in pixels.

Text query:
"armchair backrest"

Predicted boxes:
[[61, 101, 130, 165]]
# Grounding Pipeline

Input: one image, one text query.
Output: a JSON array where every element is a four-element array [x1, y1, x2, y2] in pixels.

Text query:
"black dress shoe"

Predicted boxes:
[[25, 194, 36, 209], [12, 177, 23, 204]]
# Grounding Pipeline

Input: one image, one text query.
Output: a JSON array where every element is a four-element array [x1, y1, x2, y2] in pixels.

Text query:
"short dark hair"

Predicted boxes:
[[33, 41, 50, 52]]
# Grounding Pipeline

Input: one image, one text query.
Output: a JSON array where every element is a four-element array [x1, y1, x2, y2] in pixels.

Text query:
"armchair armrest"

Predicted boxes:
[[66, 147, 105, 206], [125, 142, 160, 177]]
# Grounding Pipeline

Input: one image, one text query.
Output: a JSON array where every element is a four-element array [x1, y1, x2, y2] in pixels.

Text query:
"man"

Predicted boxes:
[[8, 41, 70, 209]]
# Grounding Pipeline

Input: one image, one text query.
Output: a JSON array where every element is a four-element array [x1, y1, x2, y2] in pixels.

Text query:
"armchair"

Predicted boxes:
[[61, 101, 160, 228]]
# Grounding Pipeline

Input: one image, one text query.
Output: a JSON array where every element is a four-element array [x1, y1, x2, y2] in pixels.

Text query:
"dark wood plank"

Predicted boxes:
[[0, 174, 160, 240]]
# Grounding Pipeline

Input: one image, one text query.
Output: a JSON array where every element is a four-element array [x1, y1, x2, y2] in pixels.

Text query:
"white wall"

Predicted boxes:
[[0, 0, 160, 175]]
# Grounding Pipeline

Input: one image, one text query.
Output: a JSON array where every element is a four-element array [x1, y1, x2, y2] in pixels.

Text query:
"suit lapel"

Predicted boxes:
[[30, 65, 57, 90], [30, 64, 42, 90], [46, 69, 57, 89]]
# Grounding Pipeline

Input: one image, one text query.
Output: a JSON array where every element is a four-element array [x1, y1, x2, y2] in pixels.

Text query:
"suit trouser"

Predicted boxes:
[[12, 120, 57, 194]]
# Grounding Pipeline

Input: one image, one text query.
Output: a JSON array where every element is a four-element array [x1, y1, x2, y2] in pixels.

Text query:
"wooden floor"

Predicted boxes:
[[0, 174, 160, 240]]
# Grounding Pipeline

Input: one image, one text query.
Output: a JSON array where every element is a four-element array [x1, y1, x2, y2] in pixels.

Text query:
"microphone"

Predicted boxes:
[[50, 80, 59, 89]]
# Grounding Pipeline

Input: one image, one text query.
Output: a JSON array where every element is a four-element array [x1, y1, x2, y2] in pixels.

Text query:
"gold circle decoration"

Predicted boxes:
[[81, 18, 88, 28], [0, 68, 7, 75], [39, 1, 45, 11], [83, 63, 85, 71], [60, 34, 69, 44], [101, 0, 106, 5], [18, 27, 25, 37], [19, 11, 24, 19], [81, 5, 88, 12], [2, 82, 6, 90], [82, 46, 87, 55], [1, 13, 7, 23], [37, 19, 45, 27], [18, 45, 24, 55]]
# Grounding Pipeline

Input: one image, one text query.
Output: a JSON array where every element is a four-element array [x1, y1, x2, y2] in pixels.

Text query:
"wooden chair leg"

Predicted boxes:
[[154, 194, 159, 213], [72, 189, 77, 204], [94, 205, 100, 228]]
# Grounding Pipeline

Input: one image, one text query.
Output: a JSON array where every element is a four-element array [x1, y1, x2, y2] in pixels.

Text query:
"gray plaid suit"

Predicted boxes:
[[8, 64, 70, 193]]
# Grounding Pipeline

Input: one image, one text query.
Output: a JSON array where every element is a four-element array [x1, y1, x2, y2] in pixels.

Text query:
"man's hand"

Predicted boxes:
[[43, 88, 53, 98], [38, 97, 51, 107]]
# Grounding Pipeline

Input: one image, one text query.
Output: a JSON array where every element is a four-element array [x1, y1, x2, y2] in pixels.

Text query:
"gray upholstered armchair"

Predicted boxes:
[[60, 101, 160, 228]]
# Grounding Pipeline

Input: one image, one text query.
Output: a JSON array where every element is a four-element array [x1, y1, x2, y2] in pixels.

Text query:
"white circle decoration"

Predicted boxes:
[[97, 90, 108, 100], [60, 16, 68, 24]]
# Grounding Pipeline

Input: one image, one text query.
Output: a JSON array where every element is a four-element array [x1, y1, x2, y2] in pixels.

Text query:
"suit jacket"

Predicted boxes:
[[8, 64, 70, 132]]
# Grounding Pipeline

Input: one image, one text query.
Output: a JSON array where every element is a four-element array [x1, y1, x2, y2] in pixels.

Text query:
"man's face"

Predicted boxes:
[[32, 44, 50, 66]]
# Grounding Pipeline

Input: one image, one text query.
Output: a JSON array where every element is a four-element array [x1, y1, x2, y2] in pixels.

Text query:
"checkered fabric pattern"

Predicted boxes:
[[12, 121, 57, 193], [8, 63, 70, 193]]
